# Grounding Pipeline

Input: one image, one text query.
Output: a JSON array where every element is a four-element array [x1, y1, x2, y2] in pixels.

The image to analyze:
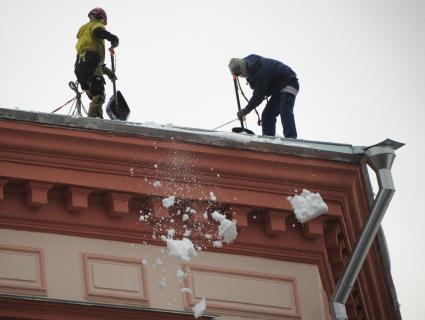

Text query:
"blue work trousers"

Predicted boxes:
[[261, 80, 299, 138]]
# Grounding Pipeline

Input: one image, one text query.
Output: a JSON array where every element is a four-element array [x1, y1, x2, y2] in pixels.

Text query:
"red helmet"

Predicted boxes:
[[88, 8, 107, 23]]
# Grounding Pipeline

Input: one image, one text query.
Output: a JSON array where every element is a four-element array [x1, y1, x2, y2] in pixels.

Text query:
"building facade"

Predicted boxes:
[[0, 109, 401, 319]]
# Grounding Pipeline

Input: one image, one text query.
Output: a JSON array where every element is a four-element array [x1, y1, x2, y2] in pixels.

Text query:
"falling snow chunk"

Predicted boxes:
[[203, 211, 208, 219], [181, 287, 192, 294], [167, 228, 176, 238], [212, 211, 225, 223], [182, 214, 190, 222], [183, 229, 192, 237], [153, 180, 161, 188], [213, 240, 223, 248], [142, 259, 148, 266], [212, 211, 238, 243], [176, 268, 187, 280], [158, 278, 167, 290], [162, 236, 197, 261], [287, 189, 328, 223], [154, 164, 158, 169], [162, 195, 176, 208], [186, 207, 196, 214], [192, 297, 207, 318], [209, 191, 217, 202]]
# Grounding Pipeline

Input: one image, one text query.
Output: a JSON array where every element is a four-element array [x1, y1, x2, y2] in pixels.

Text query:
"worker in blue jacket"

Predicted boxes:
[[228, 55, 299, 138]]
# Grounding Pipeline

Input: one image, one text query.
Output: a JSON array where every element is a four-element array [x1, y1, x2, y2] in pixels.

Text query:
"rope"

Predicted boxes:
[[51, 96, 76, 113], [212, 118, 238, 131], [52, 81, 87, 116]]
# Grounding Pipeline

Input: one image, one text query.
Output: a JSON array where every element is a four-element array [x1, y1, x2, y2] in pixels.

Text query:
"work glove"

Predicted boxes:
[[102, 65, 117, 81], [110, 35, 119, 48], [237, 108, 250, 120]]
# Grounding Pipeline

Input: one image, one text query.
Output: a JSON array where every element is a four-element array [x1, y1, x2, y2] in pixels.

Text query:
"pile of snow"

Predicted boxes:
[[192, 297, 207, 318], [209, 131, 252, 144], [162, 195, 176, 208], [211, 211, 238, 243], [162, 236, 197, 261], [287, 189, 328, 223]]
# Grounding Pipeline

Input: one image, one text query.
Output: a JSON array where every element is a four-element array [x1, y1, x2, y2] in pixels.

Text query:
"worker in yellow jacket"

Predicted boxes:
[[74, 8, 119, 118]]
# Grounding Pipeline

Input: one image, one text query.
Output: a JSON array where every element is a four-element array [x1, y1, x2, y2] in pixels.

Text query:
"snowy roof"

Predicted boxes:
[[0, 108, 366, 163]]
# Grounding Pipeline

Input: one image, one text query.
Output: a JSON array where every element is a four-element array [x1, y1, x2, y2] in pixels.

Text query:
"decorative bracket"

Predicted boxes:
[[25, 181, 52, 208], [265, 209, 291, 235], [106, 192, 133, 218], [230, 205, 251, 230], [302, 218, 325, 239], [65, 186, 91, 212]]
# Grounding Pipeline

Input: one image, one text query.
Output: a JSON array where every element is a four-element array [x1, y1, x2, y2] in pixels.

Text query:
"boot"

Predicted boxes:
[[88, 94, 105, 118]]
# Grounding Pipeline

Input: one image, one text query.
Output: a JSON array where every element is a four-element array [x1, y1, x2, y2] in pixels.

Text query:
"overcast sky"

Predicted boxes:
[[1, 0, 424, 318]]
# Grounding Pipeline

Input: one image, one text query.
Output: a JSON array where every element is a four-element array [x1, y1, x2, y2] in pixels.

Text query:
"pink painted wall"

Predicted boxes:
[[0, 228, 330, 320]]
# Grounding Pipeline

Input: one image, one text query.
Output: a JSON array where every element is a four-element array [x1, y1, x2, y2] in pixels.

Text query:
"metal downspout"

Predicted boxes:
[[330, 139, 404, 319]]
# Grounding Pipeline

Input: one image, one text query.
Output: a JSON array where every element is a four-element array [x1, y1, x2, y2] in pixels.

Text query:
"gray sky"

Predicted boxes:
[[1, 0, 424, 318]]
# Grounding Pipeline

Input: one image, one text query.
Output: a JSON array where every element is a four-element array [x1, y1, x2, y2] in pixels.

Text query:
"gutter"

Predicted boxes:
[[330, 139, 404, 319]]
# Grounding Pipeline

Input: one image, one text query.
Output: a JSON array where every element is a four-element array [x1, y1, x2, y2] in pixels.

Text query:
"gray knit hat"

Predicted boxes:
[[228, 58, 247, 76]]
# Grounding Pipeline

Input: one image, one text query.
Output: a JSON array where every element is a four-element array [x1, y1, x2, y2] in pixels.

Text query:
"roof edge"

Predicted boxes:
[[0, 108, 365, 163]]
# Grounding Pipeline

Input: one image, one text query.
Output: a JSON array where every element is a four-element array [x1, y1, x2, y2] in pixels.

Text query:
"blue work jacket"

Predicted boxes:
[[244, 54, 297, 112]]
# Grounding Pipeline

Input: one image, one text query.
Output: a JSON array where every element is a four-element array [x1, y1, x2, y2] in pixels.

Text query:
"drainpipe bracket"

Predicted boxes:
[[330, 302, 348, 320]]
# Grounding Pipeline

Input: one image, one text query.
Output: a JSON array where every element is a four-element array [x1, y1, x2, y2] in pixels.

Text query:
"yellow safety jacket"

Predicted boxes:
[[75, 20, 106, 75]]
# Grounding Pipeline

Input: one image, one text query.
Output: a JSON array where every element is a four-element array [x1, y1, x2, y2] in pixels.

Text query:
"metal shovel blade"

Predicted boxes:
[[232, 127, 255, 135], [106, 90, 130, 121]]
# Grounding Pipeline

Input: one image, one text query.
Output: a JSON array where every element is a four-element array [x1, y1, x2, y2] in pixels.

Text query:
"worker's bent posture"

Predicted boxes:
[[229, 55, 299, 138]]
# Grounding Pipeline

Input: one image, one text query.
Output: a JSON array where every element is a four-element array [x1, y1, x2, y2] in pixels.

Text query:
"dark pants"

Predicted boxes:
[[74, 51, 105, 98], [261, 79, 299, 138]]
